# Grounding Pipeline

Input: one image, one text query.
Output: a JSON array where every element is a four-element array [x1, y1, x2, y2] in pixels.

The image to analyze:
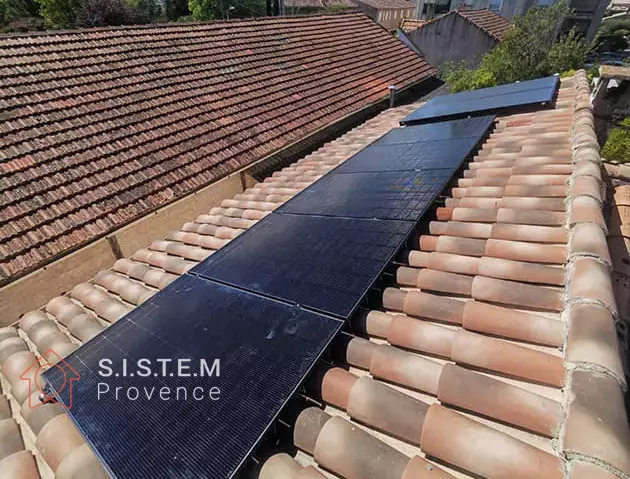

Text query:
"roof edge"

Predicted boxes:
[[0, 11, 366, 39], [560, 69, 630, 479]]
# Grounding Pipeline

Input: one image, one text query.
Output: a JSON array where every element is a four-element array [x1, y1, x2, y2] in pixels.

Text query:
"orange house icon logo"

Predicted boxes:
[[20, 349, 80, 410]]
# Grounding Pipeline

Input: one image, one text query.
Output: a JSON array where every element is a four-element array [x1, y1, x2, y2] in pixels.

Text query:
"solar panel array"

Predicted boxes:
[[192, 115, 495, 318], [44, 115, 495, 479], [401, 76, 559, 125]]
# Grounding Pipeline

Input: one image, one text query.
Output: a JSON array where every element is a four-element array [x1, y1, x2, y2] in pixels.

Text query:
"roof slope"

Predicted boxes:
[[0, 72, 628, 479], [399, 18, 426, 32], [0, 13, 435, 285], [353, 0, 415, 10], [458, 9, 512, 41], [416, 8, 512, 41], [285, 0, 357, 8]]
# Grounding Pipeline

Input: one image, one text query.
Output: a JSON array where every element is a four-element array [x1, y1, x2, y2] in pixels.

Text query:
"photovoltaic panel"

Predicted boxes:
[[334, 136, 481, 173], [43, 275, 342, 479], [401, 76, 559, 125], [277, 169, 453, 221], [191, 214, 412, 318], [374, 115, 495, 145], [429, 76, 559, 105]]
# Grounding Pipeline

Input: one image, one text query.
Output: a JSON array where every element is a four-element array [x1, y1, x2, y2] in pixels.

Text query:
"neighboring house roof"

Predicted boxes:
[[353, 0, 415, 10], [284, 0, 357, 8], [458, 8, 512, 41], [2, 71, 628, 479], [400, 18, 427, 32], [0, 13, 435, 286], [416, 8, 512, 41]]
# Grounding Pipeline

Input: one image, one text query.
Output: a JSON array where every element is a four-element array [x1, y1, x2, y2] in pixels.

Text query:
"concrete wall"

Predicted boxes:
[[408, 12, 497, 68], [0, 173, 246, 325]]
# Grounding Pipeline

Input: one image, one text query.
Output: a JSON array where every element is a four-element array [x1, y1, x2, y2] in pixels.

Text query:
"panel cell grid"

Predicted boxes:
[[374, 115, 495, 145], [277, 169, 452, 221], [43, 275, 342, 479], [334, 136, 480, 173], [191, 214, 412, 318]]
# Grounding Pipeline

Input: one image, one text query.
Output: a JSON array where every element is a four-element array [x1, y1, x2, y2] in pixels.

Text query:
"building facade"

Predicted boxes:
[[353, 0, 416, 29], [448, 0, 610, 41], [405, 9, 510, 67]]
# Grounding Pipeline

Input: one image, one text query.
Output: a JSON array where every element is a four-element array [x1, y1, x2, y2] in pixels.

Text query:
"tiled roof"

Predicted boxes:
[[457, 9, 512, 41], [416, 8, 512, 41], [285, 0, 357, 8], [1, 71, 628, 479], [399, 18, 426, 32], [353, 0, 415, 10], [0, 13, 436, 286]]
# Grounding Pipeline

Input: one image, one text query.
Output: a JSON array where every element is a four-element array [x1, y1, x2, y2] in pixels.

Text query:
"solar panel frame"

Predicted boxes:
[[43, 275, 343, 479]]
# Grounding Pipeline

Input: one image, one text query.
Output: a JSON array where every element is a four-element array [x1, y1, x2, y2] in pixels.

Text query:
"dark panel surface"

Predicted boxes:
[[401, 76, 558, 125], [191, 213, 411, 318], [277, 169, 453, 221], [334, 136, 480, 173], [374, 116, 495, 145], [43, 275, 342, 479], [428, 76, 558, 104]]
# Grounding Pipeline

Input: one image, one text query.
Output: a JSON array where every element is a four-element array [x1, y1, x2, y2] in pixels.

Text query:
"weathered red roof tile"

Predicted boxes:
[[0, 14, 435, 285]]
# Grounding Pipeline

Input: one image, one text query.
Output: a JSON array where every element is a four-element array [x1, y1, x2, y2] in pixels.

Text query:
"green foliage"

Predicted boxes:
[[188, 0, 214, 20], [543, 27, 590, 74], [1, 0, 39, 22], [594, 19, 630, 51], [443, 1, 591, 92], [37, 0, 81, 27], [188, 0, 264, 20], [601, 118, 630, 164]]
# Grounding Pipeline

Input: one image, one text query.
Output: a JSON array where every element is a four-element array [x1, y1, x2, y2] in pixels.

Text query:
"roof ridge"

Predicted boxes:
[[0, 11, 365, 40]]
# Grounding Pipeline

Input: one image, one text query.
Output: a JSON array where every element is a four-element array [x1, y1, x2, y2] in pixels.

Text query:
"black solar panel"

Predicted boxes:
[[374, 116, 495, 145], [277, 169, 452, 221], [43, 275, 342, 479], [401, 76, 558, 125], [191, 214, 412, 318], [428, 76, 558, 105], [334, 136, 481, 173]]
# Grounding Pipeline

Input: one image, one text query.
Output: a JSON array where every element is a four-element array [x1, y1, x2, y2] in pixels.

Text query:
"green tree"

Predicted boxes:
[[188, 0, 215, 19], [443, 1, 590, 92], [37, 0, 81, 26]]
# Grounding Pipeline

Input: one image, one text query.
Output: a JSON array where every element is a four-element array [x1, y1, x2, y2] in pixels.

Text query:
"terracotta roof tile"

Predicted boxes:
[[0, 14, 435, 285], [1, 71, 628, 479], [412, 8, 512, 41], [353, 0, 414, 9], [399, 18, 426, 33], [457, 9, 512, 41]]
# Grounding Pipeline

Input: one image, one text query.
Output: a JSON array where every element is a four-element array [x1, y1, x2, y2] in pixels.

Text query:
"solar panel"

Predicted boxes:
[[277, 169, 452, 221], [401, 76, 558, 125], [43, 275, 342, 479], [334, 136, 481, 173], [374, 116, 495, 145], [191, 214, 412, 318], [428, 76, 559, 105]]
